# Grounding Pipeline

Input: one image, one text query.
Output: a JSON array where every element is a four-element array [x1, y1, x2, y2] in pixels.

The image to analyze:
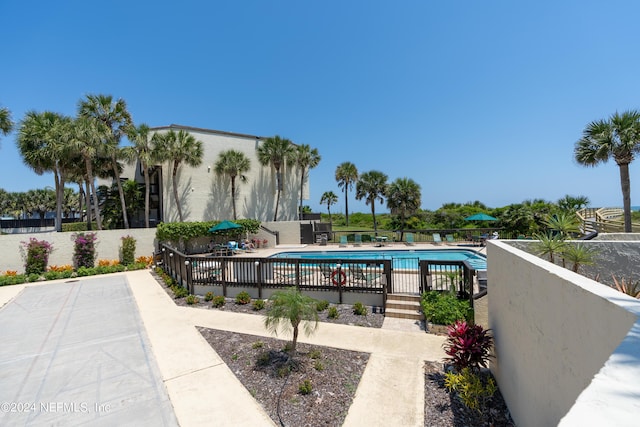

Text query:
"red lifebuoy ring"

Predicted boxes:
[[331, 270, 347, 286]]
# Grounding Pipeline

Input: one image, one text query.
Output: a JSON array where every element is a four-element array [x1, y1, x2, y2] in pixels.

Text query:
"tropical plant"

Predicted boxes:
[[17, 111, 75, 232], [561, 243, 597, 273], [386, 177, 421, 238], [25, 188, 56, 225], [557, 194, 590, 213], [22, 238, 53, 275], [443, 320, 493, 372], [120, 235, 136, 265], [123, 123, 159, 228], [264, 287, 319, 353], [575, 110, 640, 232], [532, 232, 566, 264], [335, 161, 358, 226], [421, 290, 471, 325], [78, 94, 133, 229], [444, 367, 497, 412], [355, 170, 388, 234], [292, 144, 321, 219], [612, 275, 640, 299], [320, 191, 338, 226], [214, 149, 251, 220], [73, 232, 97, 269], [153, 129, 204, 222], [257, 135, 295, 221], [543, 212, 581, 239], [0, 105, 13, 142]]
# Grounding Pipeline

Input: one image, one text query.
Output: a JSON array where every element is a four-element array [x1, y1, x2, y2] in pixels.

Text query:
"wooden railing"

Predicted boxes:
[[576, 207, 640, 233]]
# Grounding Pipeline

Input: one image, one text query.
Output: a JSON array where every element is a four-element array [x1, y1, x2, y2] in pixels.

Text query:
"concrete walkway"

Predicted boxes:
[[0, 270, 447, 426]]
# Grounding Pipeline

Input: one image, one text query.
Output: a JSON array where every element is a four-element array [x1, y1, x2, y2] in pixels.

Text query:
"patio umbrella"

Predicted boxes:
[[208, 220, 242, 233], [464, 213, 498, 222]]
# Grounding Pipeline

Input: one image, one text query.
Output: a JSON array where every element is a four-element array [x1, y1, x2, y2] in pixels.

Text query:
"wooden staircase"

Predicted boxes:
[[385, 294, 424, 321]]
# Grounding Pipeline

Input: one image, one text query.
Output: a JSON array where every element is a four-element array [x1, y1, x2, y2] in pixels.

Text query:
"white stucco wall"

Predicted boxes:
[[488, 240, 640, 427], [144, 126, 307, 223], [0, 229, 157, 272]]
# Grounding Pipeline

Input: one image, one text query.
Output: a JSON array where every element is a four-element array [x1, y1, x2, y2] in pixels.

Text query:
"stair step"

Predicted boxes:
[[387, 294, 421, 303], [385, 307, 424, 321], [386, 301, 421, 311]]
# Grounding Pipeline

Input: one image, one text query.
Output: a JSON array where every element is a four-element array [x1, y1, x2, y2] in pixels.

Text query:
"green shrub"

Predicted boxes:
[[44, 271, 62, 281], [298, 379, 313, 395], [444, 368, 497, 412], [62, 222, 97, 232], [120, 235, 136, 266], [314, 361, 324, 371], [252, 299, 265, 310], [252, 341, 264, 349], [27, 273, 41, 282], [235, 291, 251, 305], [76, 266, 97, 277], [204, 291, 215, 301], [186, 294, 199, 305], [309, 349, 322, 359], [327, 306, 339, 319], [73, 232, 97, 269], [211, 295, 226, 308], [316, 300, 329, 312], [353, 302, 367, 316], [421, 290, 471, 325], [173, 286, 188, 298], [0, 275, 27, 286]]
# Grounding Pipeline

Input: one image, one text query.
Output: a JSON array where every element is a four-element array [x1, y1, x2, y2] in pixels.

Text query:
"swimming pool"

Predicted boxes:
[[270, 249, 487, 270]]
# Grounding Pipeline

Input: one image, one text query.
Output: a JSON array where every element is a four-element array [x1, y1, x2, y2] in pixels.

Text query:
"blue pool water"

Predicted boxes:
[[270, 249, 486, 270]]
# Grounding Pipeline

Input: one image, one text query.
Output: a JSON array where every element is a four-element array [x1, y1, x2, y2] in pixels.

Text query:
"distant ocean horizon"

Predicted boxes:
[[632, 206, 640, 212]]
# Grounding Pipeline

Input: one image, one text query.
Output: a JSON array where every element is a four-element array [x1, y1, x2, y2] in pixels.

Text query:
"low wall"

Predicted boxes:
[[487, 240, 640, 427], [0, 229, 157, 272], [262, 221, 301, 245]]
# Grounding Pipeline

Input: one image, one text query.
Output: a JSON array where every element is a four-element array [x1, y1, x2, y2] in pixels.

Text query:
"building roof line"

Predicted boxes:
[[150, 124, 267, 140]]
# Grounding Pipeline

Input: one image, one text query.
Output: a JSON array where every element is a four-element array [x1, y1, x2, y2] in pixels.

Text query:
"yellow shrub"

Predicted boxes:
[[4, 270, 17, 276]]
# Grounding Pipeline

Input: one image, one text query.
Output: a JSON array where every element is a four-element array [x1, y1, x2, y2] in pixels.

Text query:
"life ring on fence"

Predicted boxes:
[[331, 270, 347, 286]]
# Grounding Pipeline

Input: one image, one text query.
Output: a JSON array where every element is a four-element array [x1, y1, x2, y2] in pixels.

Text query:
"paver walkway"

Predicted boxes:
[[0, 276, 177, 426]]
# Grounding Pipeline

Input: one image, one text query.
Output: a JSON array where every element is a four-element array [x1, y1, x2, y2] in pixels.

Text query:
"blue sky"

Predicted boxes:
[[2, 1, 640, 214]]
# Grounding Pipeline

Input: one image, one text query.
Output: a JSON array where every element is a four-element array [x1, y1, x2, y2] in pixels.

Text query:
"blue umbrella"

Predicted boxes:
[[208, 220, 242, 233], [464, 213, 498, 221]]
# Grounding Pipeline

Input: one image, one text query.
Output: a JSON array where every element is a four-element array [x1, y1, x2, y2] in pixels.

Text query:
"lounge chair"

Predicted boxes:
[[405, 233, 415, 246], [349, 265, 382, 286], [445, 234, 455, 245], [320, 264, 334, 282], [477, 270, 487, 291], [432, 233, 442, 245], [339, 235, 348, 247], [274, 268, 313, 284], [354, 234, 362, 247]]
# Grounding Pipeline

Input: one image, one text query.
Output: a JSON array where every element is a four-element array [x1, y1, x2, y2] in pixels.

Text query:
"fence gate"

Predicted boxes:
[[299, 223, 314, 244], [390, 257, 420, 295]]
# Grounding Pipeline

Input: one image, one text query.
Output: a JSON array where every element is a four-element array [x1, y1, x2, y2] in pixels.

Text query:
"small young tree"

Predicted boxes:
[[264, 287, 319, 354]]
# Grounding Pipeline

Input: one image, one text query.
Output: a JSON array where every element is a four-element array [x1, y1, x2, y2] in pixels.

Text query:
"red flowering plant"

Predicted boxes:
[[21, 238, 54, 275], [443, 320, 493, 373]]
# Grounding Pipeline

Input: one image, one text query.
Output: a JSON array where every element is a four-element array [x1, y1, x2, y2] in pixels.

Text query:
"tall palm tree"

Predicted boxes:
[[214, 149, 251, 220], [25, 188, 56, 225], [557, 195, 590, 213], [292, 144, 321, 219], [386, 177, 421, 239], [335, 162, 358, 226], [124, 124, 158, 228], [320, 191, 338, 226], [257, 135, 295, 221], [575, 110, 640, 232], [78, 94, 133, 229], [0, 106, 13, 141], [153, 129, 203, 222], [17, 111, 74, 232], [71, 116, 109, 230], [355, 170, 388, 235]]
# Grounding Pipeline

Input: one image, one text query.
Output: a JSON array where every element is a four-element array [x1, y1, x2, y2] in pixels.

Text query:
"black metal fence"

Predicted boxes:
[[419, 260, 478, 308]]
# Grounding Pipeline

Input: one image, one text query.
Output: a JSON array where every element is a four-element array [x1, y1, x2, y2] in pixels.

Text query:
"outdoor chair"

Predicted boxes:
[[432, 233, 442, 245], [339, 235, 348, 247], [354, 234, 362, 247], [477, 270, 487, 291], [348, 265, 382, 286], [405, 233, 415, 246], [445, 234, 456, 245]]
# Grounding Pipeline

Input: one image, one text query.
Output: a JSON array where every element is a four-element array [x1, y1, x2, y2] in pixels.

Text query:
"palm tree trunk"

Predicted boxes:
[[85, 158, 102, 230], [143, 165, 150, 228], [77, 183, 84, 223], [371, 202, 377, 235], [619, 163, 632, 232], [112, 155, 129, 229], [54, 168, 64, 232], [345, 190, 349, 226], [84, 180, 91, 230], [274, 167, 281, 221], [172, 161, 183, 222], [299, 170, 305, 220], [231, 176, 237, 220], [291, 323, 299, 353]]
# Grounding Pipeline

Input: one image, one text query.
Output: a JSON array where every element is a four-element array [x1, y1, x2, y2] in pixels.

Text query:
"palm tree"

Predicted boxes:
[[71, 116, 109, 230], [292, 144, 321, 219], [123, 124, 157, 228], [17, 111, 74, 232], [532, 232, 566, 264], [78, 94, 133, 228], [335, 162, 358, 226], [25, 188, 56, 226], [562, 243, 597, 273], [386, 177, 421, 239], [557, 195, 590, 213], [0, 106, 13, 141], [575, 110, 640, 232], [355, 170, 388, 235], [543, 212, 581, 239], [264, 287, 319, 354], [257, 135, 295, 221], [214, 149, 251, 220], [320, 191, 338, 226], [153, 129, 204, 222]]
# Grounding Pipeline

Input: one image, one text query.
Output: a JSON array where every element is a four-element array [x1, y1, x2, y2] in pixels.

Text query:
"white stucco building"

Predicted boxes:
[[122, 124, 308, 225]]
